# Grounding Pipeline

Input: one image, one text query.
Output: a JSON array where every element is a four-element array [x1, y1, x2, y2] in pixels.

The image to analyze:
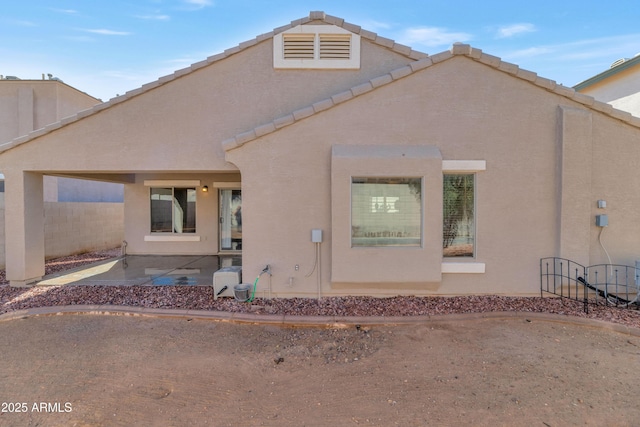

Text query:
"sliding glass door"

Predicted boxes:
[[219, 189, 242, 252]]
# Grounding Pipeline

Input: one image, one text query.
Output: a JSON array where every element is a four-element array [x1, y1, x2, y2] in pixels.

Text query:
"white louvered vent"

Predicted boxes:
[[319, 34, 351, 59], [283, 34, 315, 59], [274, 25, 360, 70]]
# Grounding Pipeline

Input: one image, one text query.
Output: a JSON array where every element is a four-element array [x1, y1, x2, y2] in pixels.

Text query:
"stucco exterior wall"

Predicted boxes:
[[123, 173, 239, 255], [0, 196, 4, 267], [3, 17, 640, 294], [227, 56, 640, 298], [0, 195, 123, 268], [588, 113, 640, 267], [0, 38, 415, 176]]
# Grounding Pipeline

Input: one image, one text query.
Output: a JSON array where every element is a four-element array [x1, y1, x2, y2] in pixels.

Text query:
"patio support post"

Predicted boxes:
[[4, 170, 45, 286]]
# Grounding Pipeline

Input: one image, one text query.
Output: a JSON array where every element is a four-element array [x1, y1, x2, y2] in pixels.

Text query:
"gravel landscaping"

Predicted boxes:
[[1, 249, 639, 329]]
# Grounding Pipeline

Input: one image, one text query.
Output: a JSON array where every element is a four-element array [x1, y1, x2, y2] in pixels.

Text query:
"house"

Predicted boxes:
[[574, 55, 640, 116], [0, 76, 124, 265], [2, 11, 640, 297]]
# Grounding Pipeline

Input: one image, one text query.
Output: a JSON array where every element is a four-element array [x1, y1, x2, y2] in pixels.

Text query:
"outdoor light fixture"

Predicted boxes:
[[202, 185, 208, 192]]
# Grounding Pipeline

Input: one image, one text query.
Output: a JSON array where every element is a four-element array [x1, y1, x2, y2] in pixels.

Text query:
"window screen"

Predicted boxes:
[[443, 174, 474, 257], [351, 177, 422, 247]]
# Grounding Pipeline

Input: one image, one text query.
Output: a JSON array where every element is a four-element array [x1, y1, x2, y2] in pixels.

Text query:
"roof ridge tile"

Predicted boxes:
[[359, 29, 378, 41], [223, 42, 640, 152], [498, 61, 519, 75], [477, 52, 501, 67], [409, 57, 433, 72], [370, 74, 393, 88], [324, 14, 344, 26], [391, 43, 413, 56], [430, 51, 453, 64], [390, 65, 413, 80], [331, 90, 354, 105], [3, 14, 640, 156], [351, 82, 374, 97]]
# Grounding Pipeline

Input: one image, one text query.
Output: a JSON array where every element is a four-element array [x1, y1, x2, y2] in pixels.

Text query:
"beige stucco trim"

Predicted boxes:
[[442, 160, 486, 172], [144, 235, 201, 242], [441, 262, 486, 273], [213, 182, 241, 188], [143, 180, 201, 187]]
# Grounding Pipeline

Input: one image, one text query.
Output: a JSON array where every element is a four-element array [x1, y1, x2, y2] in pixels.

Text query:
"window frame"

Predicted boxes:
[[441, 160, 486, 274]]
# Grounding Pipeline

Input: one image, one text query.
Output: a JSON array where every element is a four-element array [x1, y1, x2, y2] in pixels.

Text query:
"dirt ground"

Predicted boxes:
[[0, 314, 638, 427]]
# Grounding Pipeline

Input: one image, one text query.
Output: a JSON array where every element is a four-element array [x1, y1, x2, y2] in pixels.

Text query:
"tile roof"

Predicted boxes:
[[222, 43, 640, 152], [574, 55, 640, 91], [2, 11, 640, 155], [0, 11, 426, 154]]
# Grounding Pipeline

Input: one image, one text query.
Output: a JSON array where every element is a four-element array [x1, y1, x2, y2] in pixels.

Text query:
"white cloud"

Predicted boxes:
[[505, 33, 640, 61], [50, 8, 79, 15], [183, 0, 213, 9], [82, 29, 132, 36], [13, 20, 38, 27], [364, 20, 392, 31], [398, 26, 472, 48], [492, 33, 640, 85], [496, 23, 536, 38], [506, 46, 553, 59], [136, 14, 170, 21]]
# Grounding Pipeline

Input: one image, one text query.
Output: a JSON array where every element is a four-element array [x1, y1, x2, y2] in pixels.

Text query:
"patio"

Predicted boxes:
[[36, 255, 242, 286]]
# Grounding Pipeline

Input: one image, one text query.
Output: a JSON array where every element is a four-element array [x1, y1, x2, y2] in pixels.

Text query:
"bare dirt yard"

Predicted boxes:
[[1, 313, 639, 426]]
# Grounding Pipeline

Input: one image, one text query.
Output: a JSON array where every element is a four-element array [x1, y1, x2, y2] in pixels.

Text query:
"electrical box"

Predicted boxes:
[[596, 214, 608, 227], [311, 229, 323, 243], [597, 200, 607, 209]]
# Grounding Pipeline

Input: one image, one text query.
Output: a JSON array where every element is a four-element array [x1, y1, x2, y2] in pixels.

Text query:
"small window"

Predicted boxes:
[[443, 174, 474, 257], [150, 187, 196, 233], [352, 177, 422, 247]]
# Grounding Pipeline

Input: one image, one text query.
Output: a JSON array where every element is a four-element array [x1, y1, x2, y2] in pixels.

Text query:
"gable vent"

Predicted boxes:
[[274, 25, 360, 70], [319, 34, 351, 59], [283, 33, 315, 59]]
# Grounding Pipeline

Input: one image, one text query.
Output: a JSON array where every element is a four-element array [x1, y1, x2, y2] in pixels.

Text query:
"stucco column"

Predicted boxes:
[[4, 170, 45, 286], [557, 106, 593, 266]]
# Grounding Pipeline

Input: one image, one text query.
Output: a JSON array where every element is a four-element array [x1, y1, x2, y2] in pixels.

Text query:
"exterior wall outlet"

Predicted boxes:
[[596, 214, 608, 227]]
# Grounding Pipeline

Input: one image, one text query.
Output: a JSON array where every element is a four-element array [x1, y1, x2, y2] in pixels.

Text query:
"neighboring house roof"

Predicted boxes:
[[0, 11, 425, 155], [223, 43, 640, 152], [574, 55, 640, 92]]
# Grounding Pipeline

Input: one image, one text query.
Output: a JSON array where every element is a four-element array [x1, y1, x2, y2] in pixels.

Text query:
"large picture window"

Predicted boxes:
[[150, 187, 196, 233], [351, 177, 422, 247], [443, 174, 474, 257]]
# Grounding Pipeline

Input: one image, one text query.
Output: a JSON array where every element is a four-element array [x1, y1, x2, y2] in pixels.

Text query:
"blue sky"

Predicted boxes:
[[2, 0, 639, 101]]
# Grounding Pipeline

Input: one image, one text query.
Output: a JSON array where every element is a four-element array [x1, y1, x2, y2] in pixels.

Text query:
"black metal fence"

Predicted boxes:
[[540, 257, 640, 313]]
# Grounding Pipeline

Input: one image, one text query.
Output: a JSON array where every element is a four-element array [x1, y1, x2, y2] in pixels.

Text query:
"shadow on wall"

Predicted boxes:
[[0, 194, 124, 268]]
